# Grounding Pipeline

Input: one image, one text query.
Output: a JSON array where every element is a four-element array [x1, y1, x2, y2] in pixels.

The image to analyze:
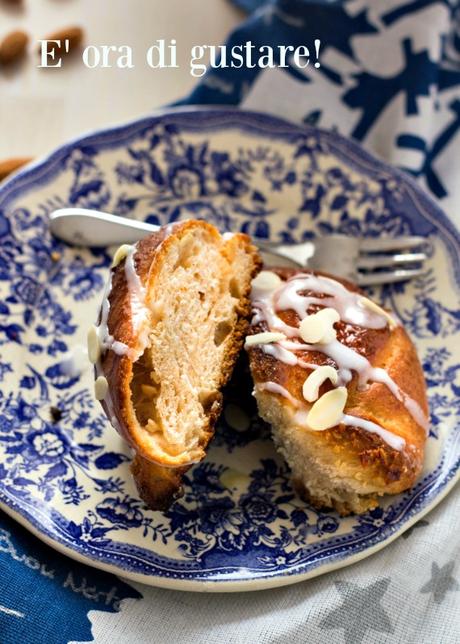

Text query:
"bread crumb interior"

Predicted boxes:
[[129, 228, 252, 462]]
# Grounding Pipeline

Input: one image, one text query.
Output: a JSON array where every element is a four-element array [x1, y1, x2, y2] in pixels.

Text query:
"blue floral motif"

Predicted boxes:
[[25, 427, 70, 464], [67, 512, 111, 546], [65, 148, 111, 210], [96, 496, 144, 529], [355, 505, 400, 533], [314, 515, 340, 537], [0, 370, 129, 508], [0, 361, 12, 382], [0, 109, 458, 587], [382, 271, 460, 340], [241, 492, 277, 524], [165, 459, 324, 559], [421, 347, 460, 437]]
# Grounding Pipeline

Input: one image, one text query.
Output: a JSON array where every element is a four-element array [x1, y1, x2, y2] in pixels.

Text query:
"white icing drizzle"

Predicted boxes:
[[342, 414, 405, 451], [367, 367, 428, 432], [275, 338, 428, 432], [93, 223, 180, 439], [248, 271, 429, 448], [251, 272, 396, 337], [404, 397, 429, 433], [276, 273, 396, 329], [95, 244, 151, 364], [257, 381, 301, 407], [124, 245, 150, 350], [93, 244, 148, 425], [262, 342, 298, 366], [272, 338, 424, 432], [252, 299, 298, 338], [124, 246, 145, 303], [258, 380, 406, 451], [96, 271, 131, 358], [96, 221, 182, 367]]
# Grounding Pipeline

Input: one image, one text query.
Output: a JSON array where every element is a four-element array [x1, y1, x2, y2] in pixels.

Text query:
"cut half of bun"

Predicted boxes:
[[94, 220, 261, 509], [246, 268, 428, 515]]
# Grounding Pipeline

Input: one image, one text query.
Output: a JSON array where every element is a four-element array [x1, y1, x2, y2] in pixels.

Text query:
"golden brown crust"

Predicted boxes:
[[99, 221, 261, 509], [130, 457, 190, 511], [99, 226, 169, 460], [247, 268, 428, 514]]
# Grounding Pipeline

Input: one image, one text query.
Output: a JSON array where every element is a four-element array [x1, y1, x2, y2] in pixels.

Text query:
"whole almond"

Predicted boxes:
[[0, 30, 29, 65], [39, 26, 84, 58], [0, 157, 33, 181]]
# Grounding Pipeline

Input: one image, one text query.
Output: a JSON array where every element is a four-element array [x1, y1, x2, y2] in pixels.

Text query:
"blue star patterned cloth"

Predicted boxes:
[[1, 2, 459, 643]]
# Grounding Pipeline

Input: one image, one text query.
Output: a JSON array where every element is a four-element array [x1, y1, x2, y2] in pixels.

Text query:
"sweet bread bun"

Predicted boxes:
[[246, 268, 428, 515], [90, 220, 261, 509]]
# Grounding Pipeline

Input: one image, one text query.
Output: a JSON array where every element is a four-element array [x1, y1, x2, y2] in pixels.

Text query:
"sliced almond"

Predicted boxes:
[[299, 307, 340, 345], [251, 270, 282, 292], [306, 386, 347, 431], [358, 296, 397, 330], [302, 365, 339, 402], [87, 325, 101, 364], [112, 244, 133, 268], [94, 375, 108, 401], [245, 331, 286, 347]]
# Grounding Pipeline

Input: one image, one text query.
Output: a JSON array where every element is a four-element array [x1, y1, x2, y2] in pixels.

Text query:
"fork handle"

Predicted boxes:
[[49, 208, 159, 247]]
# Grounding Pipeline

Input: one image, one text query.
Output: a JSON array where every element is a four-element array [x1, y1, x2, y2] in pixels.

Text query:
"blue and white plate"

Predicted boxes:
[[0, 108, 458, 592]]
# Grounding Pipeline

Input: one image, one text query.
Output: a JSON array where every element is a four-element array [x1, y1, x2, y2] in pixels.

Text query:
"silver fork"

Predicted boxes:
[[49, 208, 430, 286]]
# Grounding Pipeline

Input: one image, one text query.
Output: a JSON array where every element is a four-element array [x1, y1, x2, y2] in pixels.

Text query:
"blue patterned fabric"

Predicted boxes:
[[1, 1, 459, 642], [0, 512, 141, 643], [179, 0, 460, 221]]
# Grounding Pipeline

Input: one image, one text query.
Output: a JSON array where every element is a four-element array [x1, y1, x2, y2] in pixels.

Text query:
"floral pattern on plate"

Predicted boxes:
[[0, 109, 458, 590]]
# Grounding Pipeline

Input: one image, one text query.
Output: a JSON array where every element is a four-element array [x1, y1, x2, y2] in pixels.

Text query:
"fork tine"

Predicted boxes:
[[357, 252, 427, 269], [357, 267, 426, 286], [360, 236, 429, 253]]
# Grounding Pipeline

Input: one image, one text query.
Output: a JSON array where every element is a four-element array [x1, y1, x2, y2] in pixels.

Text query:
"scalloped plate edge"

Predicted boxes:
[[1, 470, 458, 592], [0, 107, 459, 591]]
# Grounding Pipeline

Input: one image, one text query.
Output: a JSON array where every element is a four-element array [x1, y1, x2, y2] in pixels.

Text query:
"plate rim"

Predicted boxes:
[[1, 473, 457, 593], [0, 106, 459, 592]]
